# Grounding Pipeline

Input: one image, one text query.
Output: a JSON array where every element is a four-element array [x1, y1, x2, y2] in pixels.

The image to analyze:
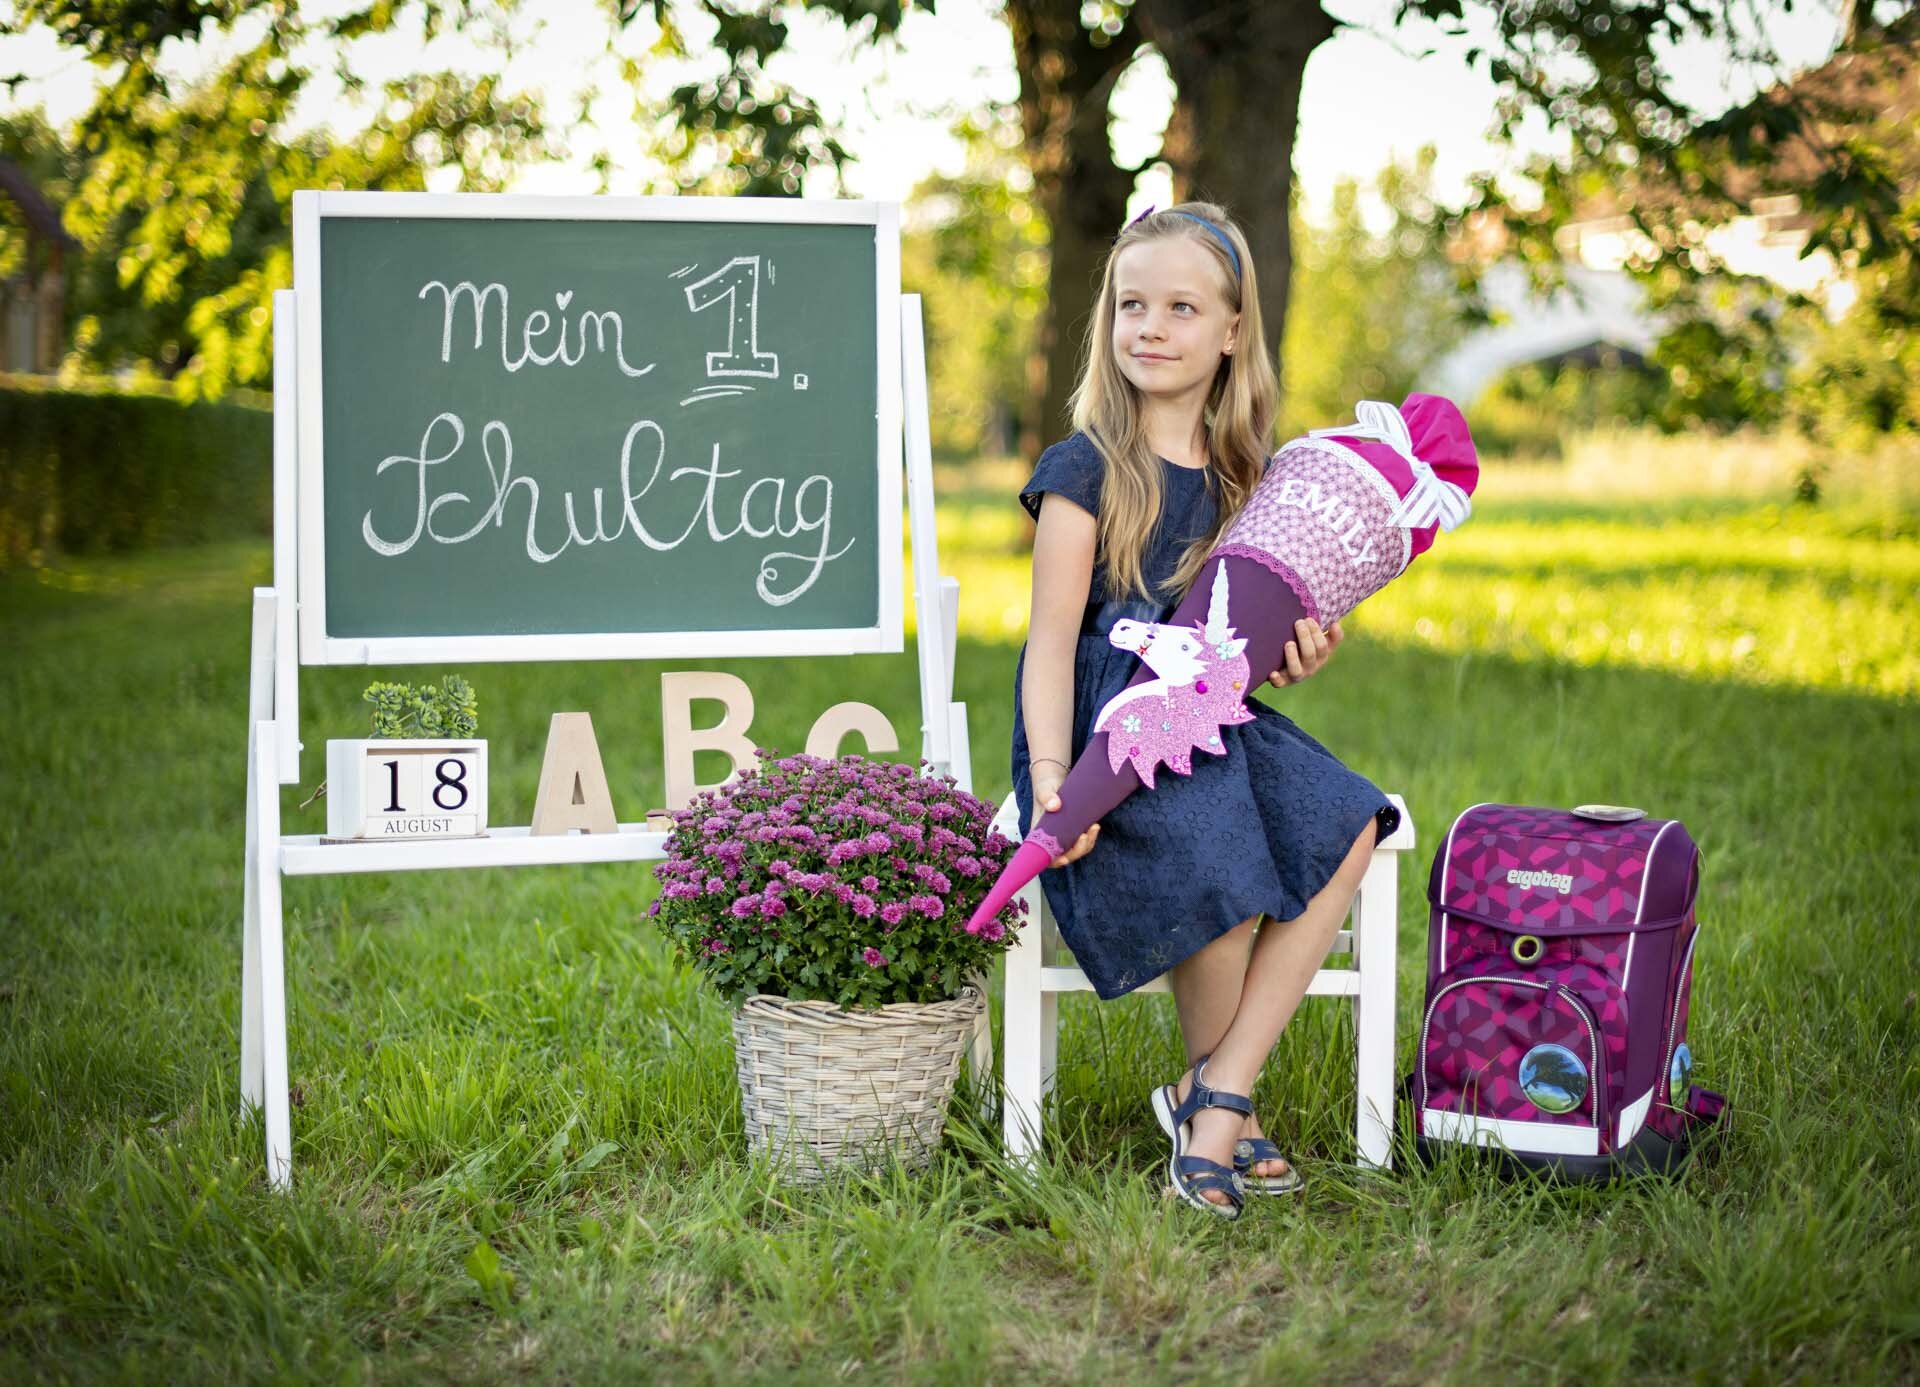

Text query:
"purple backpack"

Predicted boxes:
[[1410, 803, 1728, 1179]]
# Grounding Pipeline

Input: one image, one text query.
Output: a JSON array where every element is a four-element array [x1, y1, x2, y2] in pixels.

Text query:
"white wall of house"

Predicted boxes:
[[0, 266, 63, 373], [1431, 262, 1654, 402], [3, 278, 38, 371], [1431, 200, 1849, 402]]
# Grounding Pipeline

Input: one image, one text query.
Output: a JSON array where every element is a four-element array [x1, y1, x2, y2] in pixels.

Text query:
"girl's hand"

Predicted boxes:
[[1267, 618, 1341, 688], [1030, 764, 1101, 867]]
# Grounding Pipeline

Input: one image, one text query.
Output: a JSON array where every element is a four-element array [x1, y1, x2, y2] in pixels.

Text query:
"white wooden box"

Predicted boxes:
[[325, 739, 488, 842]]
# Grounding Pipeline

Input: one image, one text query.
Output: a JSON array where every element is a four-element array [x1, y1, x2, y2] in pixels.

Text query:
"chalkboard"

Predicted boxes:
[[290, 193, 901, 664]]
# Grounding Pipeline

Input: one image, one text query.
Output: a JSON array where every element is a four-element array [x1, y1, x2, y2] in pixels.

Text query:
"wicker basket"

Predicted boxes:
[[731, 986, 985, 1184]]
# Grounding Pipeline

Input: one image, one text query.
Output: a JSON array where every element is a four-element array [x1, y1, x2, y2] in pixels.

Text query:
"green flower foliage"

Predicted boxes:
[[362, 675, 479, 740]]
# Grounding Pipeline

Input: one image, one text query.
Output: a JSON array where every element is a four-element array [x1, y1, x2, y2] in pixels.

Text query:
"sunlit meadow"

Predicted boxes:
[[3, 432, 1916, 1382]]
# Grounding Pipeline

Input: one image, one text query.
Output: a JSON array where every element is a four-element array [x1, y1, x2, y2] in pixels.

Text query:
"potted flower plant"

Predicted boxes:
[[648, 749, 1025, 1182]]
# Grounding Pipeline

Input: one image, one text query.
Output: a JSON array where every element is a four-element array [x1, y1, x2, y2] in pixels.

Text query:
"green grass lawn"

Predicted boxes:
[[3, 469, 1918, 1383]]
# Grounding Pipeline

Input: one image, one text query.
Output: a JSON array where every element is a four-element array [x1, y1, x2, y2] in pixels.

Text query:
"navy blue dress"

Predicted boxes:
[[1010, 432, 1402, 1000]]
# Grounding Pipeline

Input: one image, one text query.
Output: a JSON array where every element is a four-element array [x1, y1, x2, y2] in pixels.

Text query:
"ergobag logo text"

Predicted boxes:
[[1506, 867, 1573, 895]]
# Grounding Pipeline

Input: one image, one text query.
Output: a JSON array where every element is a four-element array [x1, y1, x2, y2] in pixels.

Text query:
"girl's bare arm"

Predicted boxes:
[[1021, 492, 1097, 770]]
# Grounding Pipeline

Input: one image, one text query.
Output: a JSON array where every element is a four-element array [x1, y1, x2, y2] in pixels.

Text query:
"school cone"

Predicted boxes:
[[964, 394, 1479, 938], [965, 554, 1304, 931]]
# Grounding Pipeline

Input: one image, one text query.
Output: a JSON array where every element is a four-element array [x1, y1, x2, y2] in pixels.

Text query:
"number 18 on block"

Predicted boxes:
[[325, 740, 489, 841]]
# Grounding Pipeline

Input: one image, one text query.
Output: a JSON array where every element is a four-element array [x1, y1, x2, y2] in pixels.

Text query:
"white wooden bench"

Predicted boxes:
[[978, 791, 1414, 1170]]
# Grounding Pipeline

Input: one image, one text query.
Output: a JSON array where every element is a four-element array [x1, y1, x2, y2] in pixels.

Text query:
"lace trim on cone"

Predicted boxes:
[[1212, 545, 1322, 624], [1025, 826, 1065, 861]]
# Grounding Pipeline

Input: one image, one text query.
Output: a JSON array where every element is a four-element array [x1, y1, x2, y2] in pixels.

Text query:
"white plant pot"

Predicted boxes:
[[325, 738, 488, 842]]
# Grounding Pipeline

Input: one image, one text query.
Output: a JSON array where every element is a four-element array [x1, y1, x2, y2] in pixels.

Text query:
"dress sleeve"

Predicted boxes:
[[1019, 435, 1103, 522]]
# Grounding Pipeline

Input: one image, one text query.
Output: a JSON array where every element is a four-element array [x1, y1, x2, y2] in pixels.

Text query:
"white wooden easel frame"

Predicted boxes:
[[290, 192, 907, 666], [241, 195, 971, 1188]]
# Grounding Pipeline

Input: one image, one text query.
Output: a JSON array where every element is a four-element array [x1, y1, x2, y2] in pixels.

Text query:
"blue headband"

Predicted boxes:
[[1121, 205, 1243, 280]]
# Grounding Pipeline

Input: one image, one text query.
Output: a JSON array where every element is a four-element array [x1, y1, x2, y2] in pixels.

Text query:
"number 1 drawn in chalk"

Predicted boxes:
[[682, 256, 779, 379]]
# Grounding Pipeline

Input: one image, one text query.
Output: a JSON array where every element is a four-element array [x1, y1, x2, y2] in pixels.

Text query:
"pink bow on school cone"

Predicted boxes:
[[963, 394, 1480, 938]]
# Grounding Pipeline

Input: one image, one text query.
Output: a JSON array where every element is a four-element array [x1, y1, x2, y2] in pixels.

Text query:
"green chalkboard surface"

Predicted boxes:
[[299, 198, 891, 654]]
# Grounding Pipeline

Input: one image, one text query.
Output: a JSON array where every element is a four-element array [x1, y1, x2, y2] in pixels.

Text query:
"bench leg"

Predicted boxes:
[[1002, 879, 1046, 1167], [964, 970, 995, 1120], [1352, 850, 1398, 1170], [1038, 991, 1059, 1101]]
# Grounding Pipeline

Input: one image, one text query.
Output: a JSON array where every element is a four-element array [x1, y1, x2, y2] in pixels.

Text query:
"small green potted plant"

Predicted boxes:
[[648, 748, 1025, 1182], [325, 675, 487, 842]]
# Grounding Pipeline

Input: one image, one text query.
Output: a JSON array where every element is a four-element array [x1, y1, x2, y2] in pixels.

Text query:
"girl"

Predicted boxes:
[[1010, 203, 1401, 1218]]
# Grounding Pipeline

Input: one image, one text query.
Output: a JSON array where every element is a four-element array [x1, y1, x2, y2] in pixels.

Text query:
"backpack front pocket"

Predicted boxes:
[[1419, 970, 1609, 1157]]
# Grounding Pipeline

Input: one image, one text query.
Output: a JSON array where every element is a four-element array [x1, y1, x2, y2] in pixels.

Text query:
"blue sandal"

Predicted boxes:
[[1150, 1056, 1248, 1219], [1157, 1053, 1305, 1197], [1233, 1136, 1305, 1196]]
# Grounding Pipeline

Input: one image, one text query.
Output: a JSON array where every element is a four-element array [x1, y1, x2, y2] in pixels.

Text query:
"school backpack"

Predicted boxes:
[[1408, 803, 1728, 1180]]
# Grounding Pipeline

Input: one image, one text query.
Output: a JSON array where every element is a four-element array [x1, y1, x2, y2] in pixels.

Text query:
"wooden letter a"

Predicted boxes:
[[530, 712, 619, 835]]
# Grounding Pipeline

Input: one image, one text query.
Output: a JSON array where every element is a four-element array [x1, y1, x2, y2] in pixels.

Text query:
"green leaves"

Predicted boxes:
[[363, 675, 480, 739], [1280, 149, 1464, 440], [901, 105, 1047, 458], [1390, 3, 1919, 438], [463, 1239, 516, 1314], [21, 2, 547, 399]]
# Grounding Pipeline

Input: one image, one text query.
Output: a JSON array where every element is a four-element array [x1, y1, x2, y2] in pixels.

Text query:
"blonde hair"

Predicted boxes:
[[1068, 201, 1277, 605]]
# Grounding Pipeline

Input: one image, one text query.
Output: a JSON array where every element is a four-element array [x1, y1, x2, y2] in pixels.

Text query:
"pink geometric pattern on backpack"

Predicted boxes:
[[1442, 805, 1666, 932], [1422, 803, 1722, 1163], [1449, 918, 1621, 974], [1564, 957, 1630, 1118], [1423, 964, 1597, 1125]]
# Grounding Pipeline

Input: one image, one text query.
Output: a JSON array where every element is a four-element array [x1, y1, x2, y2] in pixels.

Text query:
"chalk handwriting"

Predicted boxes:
[[417, 281, 657, 378], [682, 257, 779, 379], [361, 413, 853, 606], [680, 384, 753, 408]]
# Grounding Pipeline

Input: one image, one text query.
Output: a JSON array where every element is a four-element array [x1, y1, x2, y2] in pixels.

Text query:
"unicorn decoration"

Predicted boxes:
[[1091, 564, 1256, 788], [962, 393, 1479, 939]]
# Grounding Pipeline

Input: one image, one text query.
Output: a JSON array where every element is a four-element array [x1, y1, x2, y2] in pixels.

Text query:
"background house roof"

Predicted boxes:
[[0, 157, 78, 248]]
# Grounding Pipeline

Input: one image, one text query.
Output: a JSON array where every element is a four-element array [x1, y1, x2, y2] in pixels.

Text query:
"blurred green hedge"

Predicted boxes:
[[0, 374, 272, 566]]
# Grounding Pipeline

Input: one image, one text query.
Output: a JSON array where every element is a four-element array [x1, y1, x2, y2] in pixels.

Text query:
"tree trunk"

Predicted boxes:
[[1139, 0, 1336, 417], [1005, 1, 1142, 460]]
